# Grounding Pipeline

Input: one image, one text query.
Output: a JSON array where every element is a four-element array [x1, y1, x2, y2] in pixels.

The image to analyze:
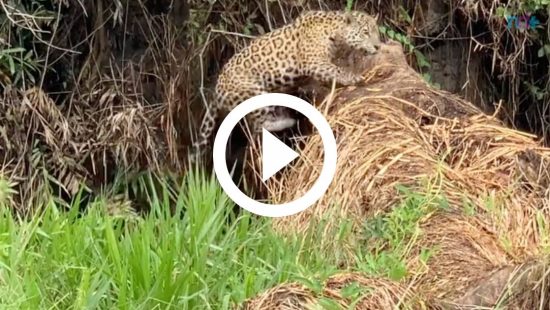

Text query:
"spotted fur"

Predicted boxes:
[[192, 10, 381, 159]]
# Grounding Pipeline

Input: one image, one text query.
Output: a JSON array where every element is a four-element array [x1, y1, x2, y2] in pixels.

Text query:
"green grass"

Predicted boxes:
[[0, 170, 441, 309]]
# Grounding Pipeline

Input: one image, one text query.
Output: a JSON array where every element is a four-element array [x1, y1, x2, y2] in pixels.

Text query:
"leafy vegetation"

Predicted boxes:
[[360, 185, 443, 281], [0, 169, 445, 309], [0, 1, 56, 88], [378, 24, 440, 89], [1, 1, 550, 308]]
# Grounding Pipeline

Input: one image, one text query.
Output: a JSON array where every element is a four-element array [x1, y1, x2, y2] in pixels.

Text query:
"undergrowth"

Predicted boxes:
[[0, 168, 446, 309], [359, 185, 444, 282]]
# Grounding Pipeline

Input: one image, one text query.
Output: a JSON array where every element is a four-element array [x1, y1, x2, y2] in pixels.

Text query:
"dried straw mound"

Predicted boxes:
[[239, 262, 550, 309], [408, 200, 550, 307], [264, 41, 550, 232], [239, 273, 429, 310], [241, 42, 550, 308]]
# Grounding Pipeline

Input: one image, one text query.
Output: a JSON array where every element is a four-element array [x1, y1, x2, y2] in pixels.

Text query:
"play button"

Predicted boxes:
[[262, 128, 299, 182], [212, 93, 337, 218]]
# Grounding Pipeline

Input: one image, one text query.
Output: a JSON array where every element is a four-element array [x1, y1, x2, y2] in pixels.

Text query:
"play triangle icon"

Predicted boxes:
[[262, 128, 299, 182]]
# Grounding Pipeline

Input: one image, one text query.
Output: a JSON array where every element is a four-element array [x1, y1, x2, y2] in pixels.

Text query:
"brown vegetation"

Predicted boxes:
[[1, 0, 548, 213], [240, 41, 550, 309], [1, 1, 549, 308]]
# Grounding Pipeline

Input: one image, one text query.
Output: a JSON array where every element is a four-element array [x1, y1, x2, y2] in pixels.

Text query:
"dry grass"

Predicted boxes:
[[268, 42, 550, 233], [2, 0, 547, 212], [239, 273, 430, 310], [0, 0, 198, 213], [0, 1, 548, 308], [0, 0, 382, 212], [240, 42, 550, 308]]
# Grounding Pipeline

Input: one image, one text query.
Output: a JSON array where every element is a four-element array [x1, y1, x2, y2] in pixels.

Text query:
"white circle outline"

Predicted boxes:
[[212, 93, 337, 218]]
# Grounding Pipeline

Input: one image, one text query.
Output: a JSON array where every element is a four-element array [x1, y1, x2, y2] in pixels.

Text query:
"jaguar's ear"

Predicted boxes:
[[344, 13, 354, 24]]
